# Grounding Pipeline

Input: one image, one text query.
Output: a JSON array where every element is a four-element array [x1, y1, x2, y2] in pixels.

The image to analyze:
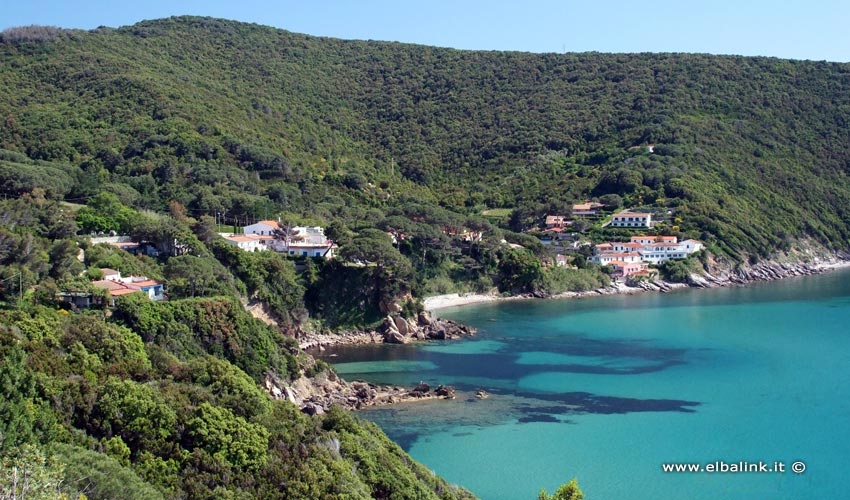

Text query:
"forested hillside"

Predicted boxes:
[[0, 191, 478, 498], [2, 16, 850, 262]]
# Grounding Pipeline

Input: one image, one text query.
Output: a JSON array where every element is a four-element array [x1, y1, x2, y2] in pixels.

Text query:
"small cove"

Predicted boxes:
[[320, 270, 850, 499]]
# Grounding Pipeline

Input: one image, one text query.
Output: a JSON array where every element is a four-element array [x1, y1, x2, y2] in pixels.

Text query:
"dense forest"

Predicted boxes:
[[2, 16, 850, 263], [0, 15, 846, 498]]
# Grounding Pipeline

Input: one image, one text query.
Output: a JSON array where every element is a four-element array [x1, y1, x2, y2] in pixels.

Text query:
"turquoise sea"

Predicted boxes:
[[320, 269, 850, 499]]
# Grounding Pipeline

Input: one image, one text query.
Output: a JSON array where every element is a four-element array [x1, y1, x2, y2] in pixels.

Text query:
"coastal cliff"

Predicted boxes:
[[298, 311, 476, 349]]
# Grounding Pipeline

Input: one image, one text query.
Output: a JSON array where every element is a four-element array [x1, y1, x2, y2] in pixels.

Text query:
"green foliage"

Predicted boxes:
[[539, 266, 610, 294], [164, 254, 238, 298], [538, 479, 584, 500], [0, 444, 66, 500], [497, 248, 544, 294], [209, 239, 305, 325], [0, 346, 38, 453], [658, 255, 704, 283], [51, 442, 164, 500], [4, 16, 847, 265], [113, 294, 300, 380], [185, 402, 269, 472], [75, 192, 139, 234]]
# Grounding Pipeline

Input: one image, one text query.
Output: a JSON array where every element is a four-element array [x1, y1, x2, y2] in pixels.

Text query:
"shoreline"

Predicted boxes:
[[424, 257, 850, 313], [292, 256, 850, 413]]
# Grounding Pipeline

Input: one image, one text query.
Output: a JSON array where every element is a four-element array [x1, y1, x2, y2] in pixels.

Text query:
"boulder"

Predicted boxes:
[[435, 385, 456, 399], [301, 403, 325, 416], [417, 311, 433, 327], [382, 316, 409, 343], [413, 382, 431, 393], [392, 315, 410, 336]]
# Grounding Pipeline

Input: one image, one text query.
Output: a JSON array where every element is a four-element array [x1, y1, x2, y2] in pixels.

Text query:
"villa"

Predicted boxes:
[[242, 223, 337, 259], [589, 235, 703, 273]]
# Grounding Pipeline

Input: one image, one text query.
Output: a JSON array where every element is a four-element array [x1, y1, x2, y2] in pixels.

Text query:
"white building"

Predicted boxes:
[[638, 238, 703, 264], [610, 212, 652, 228], [591, 235, 703, 266], [242, 223, 336, 258], [282, 226, 337, 258], [243, 220, 280, 236], [223, 234, 268, 252], [589, 252, 643, 265]]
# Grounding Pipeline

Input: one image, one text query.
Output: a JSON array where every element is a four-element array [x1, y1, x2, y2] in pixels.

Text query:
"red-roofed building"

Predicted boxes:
[[609, 260, 650, 278], [572, 202, 604, 216], [545, 215, 569, 228]]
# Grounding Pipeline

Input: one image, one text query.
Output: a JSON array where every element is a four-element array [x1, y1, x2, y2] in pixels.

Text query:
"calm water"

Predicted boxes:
[[320, 270, 850, 499]]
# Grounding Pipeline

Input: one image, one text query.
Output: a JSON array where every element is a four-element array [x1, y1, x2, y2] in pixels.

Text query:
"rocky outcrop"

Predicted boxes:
[[689, 258, 846, 288], [297, 312, 475, 349], [298, 330, 384, 350], [265, 371, 457, 413], [381, 312, 476, 344]]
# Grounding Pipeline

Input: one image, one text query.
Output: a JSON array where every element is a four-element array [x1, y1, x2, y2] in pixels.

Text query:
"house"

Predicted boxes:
[[223, 234, 267, 252], [572, 202, 604, 216], [630, 235, 677, 245], [609, 260, 650, 279], [554, 254, 569, 267], [56, 290, 104, 310], [545, 215, 569, 228], [100, 268, 121, 281], [243, 223, 337, 259], [610, 211, 652, 228], [589, 252, 643, 265], [95, 269, 165, 301], [283, 226, 336, 258], [243, 220, 280, 236], [611, 241, 645, 253]]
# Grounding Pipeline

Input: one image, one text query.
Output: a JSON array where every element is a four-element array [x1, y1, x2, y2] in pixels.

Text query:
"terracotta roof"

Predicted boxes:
[[254, 220, 281, 228], [99, 268, 120, 276], [109, 288, 140, 296], [619, 242, 645, 248], [131, 280, 161, 288], [92, 280, 125, 291], [613, 212, 651, 218], [573, 202, 604, 211], [596, 243, 614, 248], [225, 235, 262, 243]]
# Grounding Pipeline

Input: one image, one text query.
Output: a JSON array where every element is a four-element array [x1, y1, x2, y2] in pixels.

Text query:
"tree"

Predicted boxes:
[[497, 248, 543, 294], [0, 445, 66, 500], [0, 347, 38, 454], [599, 193, 623, 210], [165, 255, 235, 298], [185, 403, 269, 472], [538, 478, 584, 500]]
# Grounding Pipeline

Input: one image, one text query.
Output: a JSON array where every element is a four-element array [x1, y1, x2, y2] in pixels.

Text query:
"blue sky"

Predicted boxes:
[[3, 1, 849, 62]]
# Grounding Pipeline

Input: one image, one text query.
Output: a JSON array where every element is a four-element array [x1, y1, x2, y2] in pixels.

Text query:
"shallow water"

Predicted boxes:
[[321, 270, 850, 499]]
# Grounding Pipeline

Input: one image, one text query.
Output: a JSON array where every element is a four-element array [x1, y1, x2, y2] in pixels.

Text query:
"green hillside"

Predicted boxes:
[[2, 16, 850, 262]]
